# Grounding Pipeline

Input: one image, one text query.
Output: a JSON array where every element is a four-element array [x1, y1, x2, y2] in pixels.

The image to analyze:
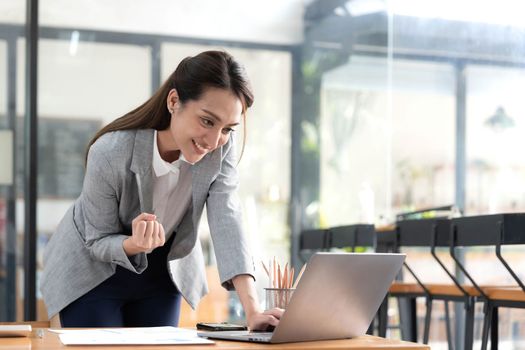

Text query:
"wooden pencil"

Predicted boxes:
[[283, 263, 288, 289], [277, 265, 282, 289], [292, 263, 306, 289], [261, 260, 270, 277]]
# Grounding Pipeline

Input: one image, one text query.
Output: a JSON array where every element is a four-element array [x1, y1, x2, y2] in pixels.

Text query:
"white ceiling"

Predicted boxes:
[[0, 0, 305, 45]]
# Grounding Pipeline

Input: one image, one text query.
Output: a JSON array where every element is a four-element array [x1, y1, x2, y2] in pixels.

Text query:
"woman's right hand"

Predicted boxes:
[[123, 212, 165, 256]]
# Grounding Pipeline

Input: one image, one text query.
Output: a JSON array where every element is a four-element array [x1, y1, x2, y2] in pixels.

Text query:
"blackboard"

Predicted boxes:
[[16, 118, 102, 199]]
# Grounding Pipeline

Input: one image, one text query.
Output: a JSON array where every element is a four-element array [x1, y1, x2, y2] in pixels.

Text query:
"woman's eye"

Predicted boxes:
[[222, 128, 235, 135], [201, 118, 213, 127]]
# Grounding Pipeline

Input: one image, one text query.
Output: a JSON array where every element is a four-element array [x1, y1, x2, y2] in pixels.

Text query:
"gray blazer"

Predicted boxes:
[[40, 129, 254, 318]]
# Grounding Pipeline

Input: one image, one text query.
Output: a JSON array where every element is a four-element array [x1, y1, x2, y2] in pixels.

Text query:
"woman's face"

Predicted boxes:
[[166, 87, 242, 164]]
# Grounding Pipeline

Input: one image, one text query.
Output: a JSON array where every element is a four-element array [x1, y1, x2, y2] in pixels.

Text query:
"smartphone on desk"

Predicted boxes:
[[196, 322, 247, 331]]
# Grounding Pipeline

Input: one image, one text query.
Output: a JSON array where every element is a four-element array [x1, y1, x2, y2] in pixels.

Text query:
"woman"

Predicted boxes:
[[41, 50, 282, 329]]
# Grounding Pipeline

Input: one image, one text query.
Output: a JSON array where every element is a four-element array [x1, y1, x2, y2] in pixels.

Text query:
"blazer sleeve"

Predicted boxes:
[[80, 142, 147, 273], [206, 139, 255, 290]]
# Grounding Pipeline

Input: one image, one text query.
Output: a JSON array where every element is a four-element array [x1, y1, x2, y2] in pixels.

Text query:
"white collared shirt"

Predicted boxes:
[[152, 130, 192, 241]]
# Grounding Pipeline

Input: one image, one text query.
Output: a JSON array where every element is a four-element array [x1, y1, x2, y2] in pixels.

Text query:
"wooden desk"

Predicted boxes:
[[0, 329, 429, 350]]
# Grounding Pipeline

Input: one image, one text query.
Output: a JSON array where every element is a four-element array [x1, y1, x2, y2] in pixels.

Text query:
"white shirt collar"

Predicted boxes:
[[152, 130, 189, 177]]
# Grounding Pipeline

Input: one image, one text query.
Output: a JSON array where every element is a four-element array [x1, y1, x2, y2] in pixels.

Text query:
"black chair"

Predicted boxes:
[[375, 227, 397, 253], [397, 218, 480, 350], [328, 224, 375, 251], [451, 214, 525, 350], [375, 226, 425, 342], [298, 228, 329, 263]]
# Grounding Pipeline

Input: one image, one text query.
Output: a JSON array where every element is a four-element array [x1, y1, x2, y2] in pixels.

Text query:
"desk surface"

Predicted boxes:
[[0, 329, 430, 350]]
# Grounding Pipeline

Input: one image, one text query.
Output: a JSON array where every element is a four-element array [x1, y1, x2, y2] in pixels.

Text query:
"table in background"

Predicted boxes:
[[0, 328, 430, 350]]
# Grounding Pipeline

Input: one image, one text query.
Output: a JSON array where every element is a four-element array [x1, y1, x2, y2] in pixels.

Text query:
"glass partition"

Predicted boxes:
[[14, 35, 151, 320], [466, 65, 525, 214], [312, 0, 525, 346], [0, 3, 25, 322], [0, 38, 12, 321], [320, 55, 390, 226]]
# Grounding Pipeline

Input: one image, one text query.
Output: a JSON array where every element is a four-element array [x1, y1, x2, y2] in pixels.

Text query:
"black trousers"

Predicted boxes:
[[60, 234, 180, 327]]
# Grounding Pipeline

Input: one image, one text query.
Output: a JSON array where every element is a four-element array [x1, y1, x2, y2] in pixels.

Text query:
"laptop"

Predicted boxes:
[[198, 252, 405, 343]]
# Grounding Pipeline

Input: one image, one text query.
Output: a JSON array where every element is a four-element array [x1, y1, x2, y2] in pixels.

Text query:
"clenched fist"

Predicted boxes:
[[123, 212, 165, 256]]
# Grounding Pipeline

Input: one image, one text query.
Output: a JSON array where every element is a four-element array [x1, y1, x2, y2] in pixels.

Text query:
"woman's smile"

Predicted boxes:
[[192, 139, 210, 154]]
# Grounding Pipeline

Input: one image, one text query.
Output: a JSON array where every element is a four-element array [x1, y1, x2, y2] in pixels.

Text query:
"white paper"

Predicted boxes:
[[0, 324, 32, 337], [55, 326, 214, 345]]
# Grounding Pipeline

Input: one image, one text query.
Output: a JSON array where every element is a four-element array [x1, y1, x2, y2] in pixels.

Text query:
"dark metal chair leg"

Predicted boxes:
[[409, 297, 418, 342], [490, 306, 498, 350], [464, 297, 475, 350], [423, 297, 432, 344], [366, 318, 375, 335], [398, 297, 417, 342], [481, 301, 492, 350], [378, 296, 389, 337], [444, 300, 454, 350]]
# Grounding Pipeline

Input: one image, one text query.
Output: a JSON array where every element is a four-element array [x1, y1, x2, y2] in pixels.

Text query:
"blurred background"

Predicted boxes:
[[1, 0, 525, 348]]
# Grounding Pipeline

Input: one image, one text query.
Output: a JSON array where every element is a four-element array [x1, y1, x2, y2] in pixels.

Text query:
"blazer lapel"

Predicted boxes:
[[190, 147, 222, 222], [130, 129, 154, 214]]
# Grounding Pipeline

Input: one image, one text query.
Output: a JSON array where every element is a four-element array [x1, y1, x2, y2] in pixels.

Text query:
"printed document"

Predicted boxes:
[[50, 327, 214, 345]]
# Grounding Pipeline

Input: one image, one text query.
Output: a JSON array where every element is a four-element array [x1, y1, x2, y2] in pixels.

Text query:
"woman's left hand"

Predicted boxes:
[[247, 308, 284, 331]]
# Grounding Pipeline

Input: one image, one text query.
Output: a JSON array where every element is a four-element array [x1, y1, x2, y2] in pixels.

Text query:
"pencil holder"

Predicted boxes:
[[264, 288, 295, 309]]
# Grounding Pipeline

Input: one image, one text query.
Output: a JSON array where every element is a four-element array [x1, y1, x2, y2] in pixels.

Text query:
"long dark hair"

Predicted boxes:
[[86, 50, 254, 162]]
